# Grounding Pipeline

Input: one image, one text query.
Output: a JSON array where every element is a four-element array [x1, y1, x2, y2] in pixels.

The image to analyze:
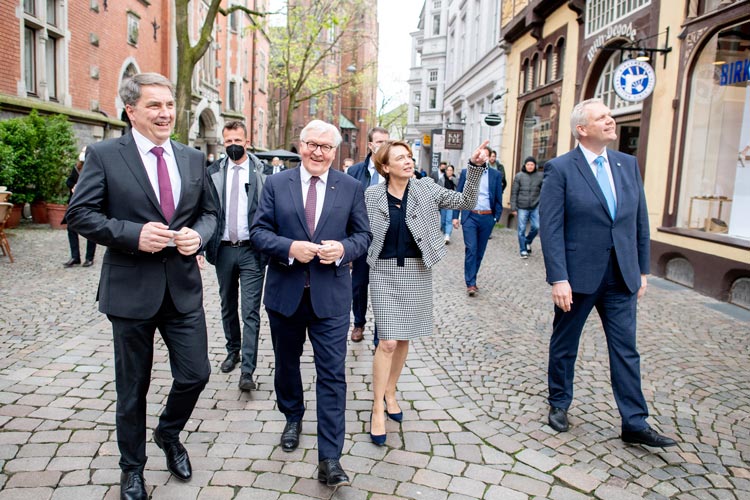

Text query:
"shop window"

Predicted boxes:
[[677, 20, 750, 239], [519, 95, 556, 168]]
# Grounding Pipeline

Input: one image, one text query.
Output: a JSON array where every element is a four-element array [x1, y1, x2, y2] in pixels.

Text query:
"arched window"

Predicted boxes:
[[521, 58, 530, 94], [544, 45, 554, 84], [531, 54, 540, 90], [554, 38, 565, 80], [593, 50, 632, 111]]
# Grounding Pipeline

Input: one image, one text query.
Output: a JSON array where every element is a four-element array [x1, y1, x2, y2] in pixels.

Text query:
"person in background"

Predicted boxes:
[[510, 156, 543, 259], [365, 139, 487, 446], [347, 126, 389, 343], [485, 148, 506, 239], [441, 164, 457, 244], [206, 153, 215, 167], [343, 158, 354, 173], [66, 72, 218, 500], [539, 98, 677, 448], [204, 121, 267, 392], [264, 156, 286, 176], [63, 147, 97, 268], [250, 119, 371, 488]]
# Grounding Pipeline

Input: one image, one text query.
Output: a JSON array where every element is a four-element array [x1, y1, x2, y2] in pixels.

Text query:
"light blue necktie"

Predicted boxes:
[[594, 156, 616, 219], [370, 169, 379, 186]]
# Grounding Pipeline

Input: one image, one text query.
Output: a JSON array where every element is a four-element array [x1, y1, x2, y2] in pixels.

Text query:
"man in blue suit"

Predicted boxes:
[[452, 146, 505, 296], [250, 119, 372, 487], [346, 126, 389, 342], [539, 98, 676, 448]]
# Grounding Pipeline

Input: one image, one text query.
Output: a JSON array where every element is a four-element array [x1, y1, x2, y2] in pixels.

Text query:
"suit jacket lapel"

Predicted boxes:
[[171, 141, 189, 218], [607, 149, 623, 219], [574, 146, 611, 218], [287, 169, 311, 239], [119, 133, 162, 216]]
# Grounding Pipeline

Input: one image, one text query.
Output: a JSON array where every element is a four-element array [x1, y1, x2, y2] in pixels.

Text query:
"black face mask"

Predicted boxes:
[[225, 144, 245, 162]]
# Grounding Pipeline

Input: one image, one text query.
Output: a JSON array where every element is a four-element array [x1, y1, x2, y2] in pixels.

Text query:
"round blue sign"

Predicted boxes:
[[612, 60, 656, 102]]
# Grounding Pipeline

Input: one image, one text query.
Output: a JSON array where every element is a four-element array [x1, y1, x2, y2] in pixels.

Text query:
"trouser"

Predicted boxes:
[[462, 212, 496, 287], [67, 228, 96, 261], [516, 207, 539, 253]]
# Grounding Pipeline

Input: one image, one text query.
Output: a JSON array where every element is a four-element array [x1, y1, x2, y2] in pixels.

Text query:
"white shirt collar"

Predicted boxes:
[[300, 164, 329, 185], [579, 144, 608, 166], [228, 156, 250, 170], [131, 127, 174, 158]]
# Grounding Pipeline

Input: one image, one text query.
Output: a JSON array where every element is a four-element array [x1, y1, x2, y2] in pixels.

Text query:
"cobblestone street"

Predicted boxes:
[[0, 223, 748, 500]]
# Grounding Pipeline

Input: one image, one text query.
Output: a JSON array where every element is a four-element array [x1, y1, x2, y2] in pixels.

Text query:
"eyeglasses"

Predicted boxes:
[[303, 141, 334, 153]]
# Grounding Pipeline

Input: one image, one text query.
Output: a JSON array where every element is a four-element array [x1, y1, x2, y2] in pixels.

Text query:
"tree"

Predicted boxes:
[[268, 0, 373, 149], [378, 104, 408, 140], [173, 1, 264, 143]]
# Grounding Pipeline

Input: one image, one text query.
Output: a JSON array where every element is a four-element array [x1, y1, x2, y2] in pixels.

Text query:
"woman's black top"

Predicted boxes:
[[444, 175, 456, 190], [378, 183, 422, 266]]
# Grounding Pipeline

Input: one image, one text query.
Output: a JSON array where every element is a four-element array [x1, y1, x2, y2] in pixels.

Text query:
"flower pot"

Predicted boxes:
[[6, 204, 23, 228], [47, 203, 68, 230], [31, 201, 49, 224]]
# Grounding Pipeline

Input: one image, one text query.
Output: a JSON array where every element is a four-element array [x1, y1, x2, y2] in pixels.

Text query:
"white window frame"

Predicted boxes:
[[21, 0, 67, 102], [585, 0, 651, 38]]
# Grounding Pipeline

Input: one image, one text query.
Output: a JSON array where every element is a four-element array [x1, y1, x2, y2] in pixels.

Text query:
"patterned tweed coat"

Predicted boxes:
[[364, 163, 485, 269]]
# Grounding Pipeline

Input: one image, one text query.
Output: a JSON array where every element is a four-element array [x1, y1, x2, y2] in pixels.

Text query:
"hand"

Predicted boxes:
[[138, 222, 174, 253], [452, 219, 459, 229], [551, 281, 573, 312], [196, 254, 206, 269], [289, 241, 321, 263], [637, 274, 648, 300], [511, 210, 517, 216], [173, 227, 201, 256], [469, 140, 490, 165], [317, 240, 344, 265]]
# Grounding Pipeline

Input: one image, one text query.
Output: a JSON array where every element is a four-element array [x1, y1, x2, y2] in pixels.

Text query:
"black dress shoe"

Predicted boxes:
[[548, 407, 569, 432], [153, 429, 192, 481], [120, 471, 147, 500], [220, 352, 240, 373], [82, 259, 94, 267], [238, 372, 257, 392], [318, 458, 350, 488], [280, 421, 301, 452], [622, 426, 678, 448], [63, 258, 81, 268]]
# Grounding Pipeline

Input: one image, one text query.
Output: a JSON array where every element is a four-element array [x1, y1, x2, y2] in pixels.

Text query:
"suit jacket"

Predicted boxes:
[[366, 165, 483, 269], [347, 152, 373, 188], [250, 167, 372, 318], [66, 132, 218, 319], [452, 166, 505, 222], [430, 170, 446, 187], [263, 162, 287, 176], [205, 153, 266, 264], [539, 146, 650, 295]]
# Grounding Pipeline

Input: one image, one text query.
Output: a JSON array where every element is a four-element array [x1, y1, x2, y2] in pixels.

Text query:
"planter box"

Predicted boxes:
[[31, 201, 49, 224], [6, 204, 23, 228]]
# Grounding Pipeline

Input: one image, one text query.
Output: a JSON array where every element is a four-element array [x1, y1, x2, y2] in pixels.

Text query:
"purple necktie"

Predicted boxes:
[[228, 165, 240, 243], [305, 176, 319, 235], [150, 147, 175, 222]]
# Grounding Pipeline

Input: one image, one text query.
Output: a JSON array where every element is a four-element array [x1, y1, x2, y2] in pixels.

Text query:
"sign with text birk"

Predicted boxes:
[[444, 129, 464, 150]]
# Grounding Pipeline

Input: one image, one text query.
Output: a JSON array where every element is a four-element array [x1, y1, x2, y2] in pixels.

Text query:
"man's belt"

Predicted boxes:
[[470, 210, 493, 215], [220, 240, 252, 247]]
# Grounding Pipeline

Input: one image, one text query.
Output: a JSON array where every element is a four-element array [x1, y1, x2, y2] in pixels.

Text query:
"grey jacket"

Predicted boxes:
[[365, 163, 484, 269], [510, 169, 543, 211]]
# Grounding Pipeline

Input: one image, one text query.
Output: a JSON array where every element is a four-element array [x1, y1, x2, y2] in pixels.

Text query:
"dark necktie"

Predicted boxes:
[[305, 176, 319, 234], [150, 147, 175, 222], [228, 165, 240, 243], [594, 156, 616, 219]]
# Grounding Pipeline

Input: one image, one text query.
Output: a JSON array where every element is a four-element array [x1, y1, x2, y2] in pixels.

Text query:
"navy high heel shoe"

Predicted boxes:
[[384, 400, 403, 423], [370, 412, 386, 446]]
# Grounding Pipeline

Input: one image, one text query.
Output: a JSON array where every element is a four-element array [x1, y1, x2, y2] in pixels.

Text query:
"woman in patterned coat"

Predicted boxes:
[[364, 140, 488, 445]]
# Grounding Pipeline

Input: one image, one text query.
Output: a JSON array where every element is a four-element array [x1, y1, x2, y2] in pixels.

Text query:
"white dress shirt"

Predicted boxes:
[[579, 144, 617, 204], [300, 165, 328, 228], [222, 157, 251, 241], [368, 159, 385, 185], [131, 127, 182, 210]]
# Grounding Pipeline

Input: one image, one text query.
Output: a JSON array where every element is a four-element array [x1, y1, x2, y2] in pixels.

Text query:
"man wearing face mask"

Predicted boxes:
[[204, 121, 268, 391], [346, 126, 389, 343]]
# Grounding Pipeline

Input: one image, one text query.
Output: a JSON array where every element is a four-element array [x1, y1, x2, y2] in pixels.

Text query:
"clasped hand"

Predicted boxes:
[[138, 222, 201, 256], [289, 240, 344, 265]]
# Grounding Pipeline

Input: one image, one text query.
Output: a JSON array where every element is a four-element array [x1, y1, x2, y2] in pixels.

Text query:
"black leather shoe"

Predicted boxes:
[[318, 458, 350, 488], [82, 259, 94, 267], [63, 258, 81, 268], [280, 421, 302, 452], [153, 429, 192, 481], [120, 471, 147, 500], [220, 352, 240, 373], [238, 373, 257, 392], [622, 426, 678, 448], [548, 407, 569, 432]]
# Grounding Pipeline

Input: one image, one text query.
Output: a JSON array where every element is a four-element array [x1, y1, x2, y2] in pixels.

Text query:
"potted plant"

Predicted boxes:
[[36, 114, 78, 229]]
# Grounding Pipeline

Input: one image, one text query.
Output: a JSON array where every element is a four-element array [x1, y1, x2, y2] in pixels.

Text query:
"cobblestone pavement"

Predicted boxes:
[[1, 223, 748, 500]]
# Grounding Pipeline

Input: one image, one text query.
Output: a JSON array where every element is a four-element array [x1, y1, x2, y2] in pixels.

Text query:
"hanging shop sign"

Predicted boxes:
[[484, 114, 502, 126], [444, 129, 464, 150], [613, 59, 655, 102]]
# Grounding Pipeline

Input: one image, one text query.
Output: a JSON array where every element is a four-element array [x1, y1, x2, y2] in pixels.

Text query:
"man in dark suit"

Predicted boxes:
[[204, 121, 267, 391], [250, 119, 371, 488], [346, 126, 389, 343], [66, 73, 218, 499], [539, 98, 676, 448], [452, 155, 505, 296], [263, 156, 286, 175]]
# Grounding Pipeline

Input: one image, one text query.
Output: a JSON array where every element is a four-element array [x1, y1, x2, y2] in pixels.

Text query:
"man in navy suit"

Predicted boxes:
[[250, 119, 372, 487], [346, 126, 389, 342], [67, 73, 218, 499], [539, 98, 676, 448], [452, 148, 505, 296]]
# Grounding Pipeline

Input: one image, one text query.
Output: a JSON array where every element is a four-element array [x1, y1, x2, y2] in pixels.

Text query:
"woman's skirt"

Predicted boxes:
[[369, 257, 433, 340]]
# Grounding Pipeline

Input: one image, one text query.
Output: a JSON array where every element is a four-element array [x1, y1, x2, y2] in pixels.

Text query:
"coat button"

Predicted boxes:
[[162, 258, 168, 263]]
